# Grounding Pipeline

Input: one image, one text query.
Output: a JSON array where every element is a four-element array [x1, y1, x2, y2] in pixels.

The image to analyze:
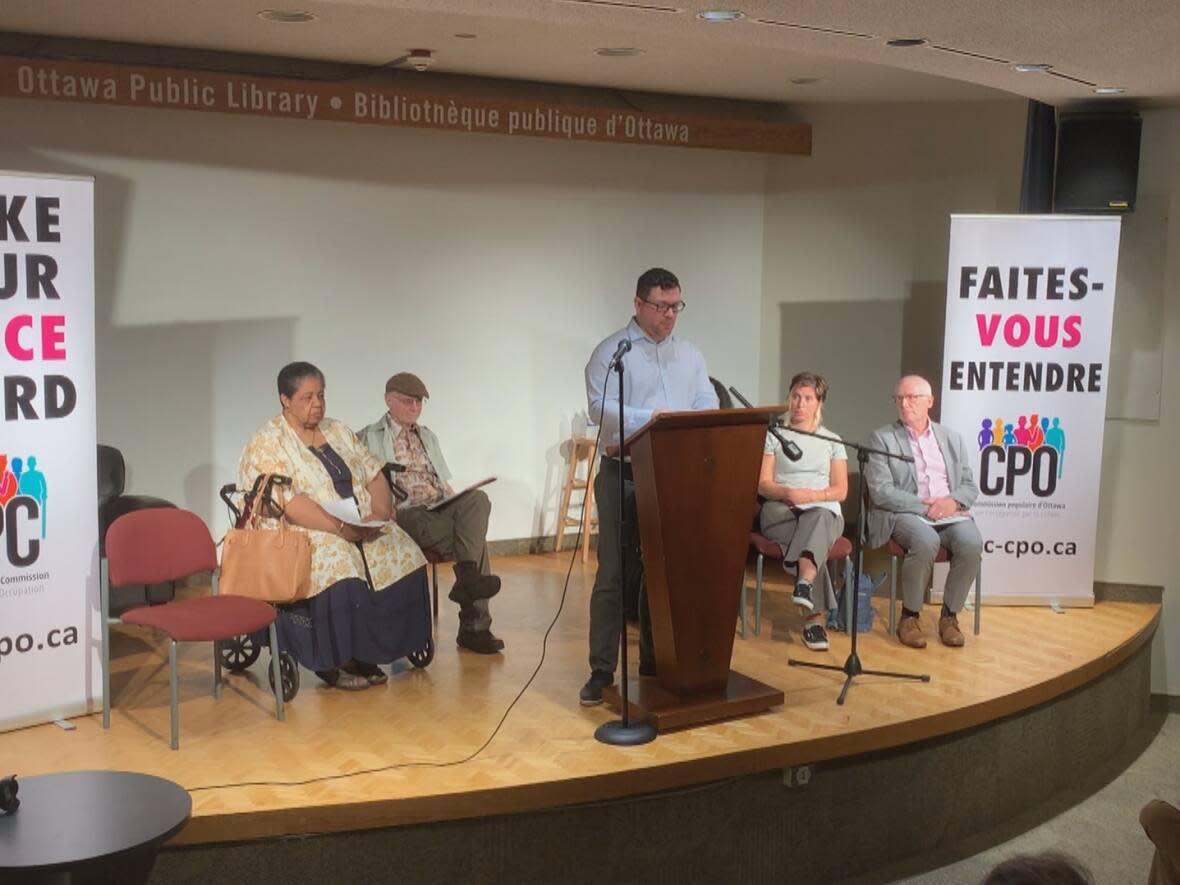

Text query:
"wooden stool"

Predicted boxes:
[[555, 436, 598, 562]]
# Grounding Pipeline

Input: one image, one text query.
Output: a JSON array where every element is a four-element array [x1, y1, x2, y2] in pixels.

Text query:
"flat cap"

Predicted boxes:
[[385, 372, 429, 398]]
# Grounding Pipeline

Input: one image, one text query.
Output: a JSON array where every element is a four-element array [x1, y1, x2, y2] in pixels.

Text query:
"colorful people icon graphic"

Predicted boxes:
[[1003, 423, 1016, 446], [0, 455, 16, 505], [978, 418, 993, 450], [1014, 415, 1031, 446], [1028, 413, 1044, 449], [18, 457, 48, 538], [992, 417, 1004, 446], [1044, 418, 1066, 479]]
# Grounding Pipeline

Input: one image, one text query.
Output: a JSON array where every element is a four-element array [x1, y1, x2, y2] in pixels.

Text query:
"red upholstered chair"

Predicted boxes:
[[101, 508, 285, 749], [739, 533, 854, 638], [884, 539, 982, 637]]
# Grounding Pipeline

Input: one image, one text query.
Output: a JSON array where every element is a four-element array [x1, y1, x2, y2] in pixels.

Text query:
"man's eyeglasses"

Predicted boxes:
[[640, 299, 686, 316], [893, 393, 930, 404]]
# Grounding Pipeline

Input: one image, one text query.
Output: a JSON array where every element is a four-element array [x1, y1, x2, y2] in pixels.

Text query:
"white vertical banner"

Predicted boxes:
[[940, 214, 1121, 605], [0, 171, 97, 730]]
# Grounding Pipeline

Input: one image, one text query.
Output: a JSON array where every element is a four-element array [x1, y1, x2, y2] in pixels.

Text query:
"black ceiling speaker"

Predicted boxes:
[[1054, 112, 1142, 213]]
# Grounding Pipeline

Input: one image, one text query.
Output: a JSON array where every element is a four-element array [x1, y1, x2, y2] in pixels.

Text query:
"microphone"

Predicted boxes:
[[728, 385, 803, 462], [606, 338, 632, 370]]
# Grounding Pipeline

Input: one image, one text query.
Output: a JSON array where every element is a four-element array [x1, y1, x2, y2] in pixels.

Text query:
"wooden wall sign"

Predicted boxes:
[[0, 55, 811, 156]]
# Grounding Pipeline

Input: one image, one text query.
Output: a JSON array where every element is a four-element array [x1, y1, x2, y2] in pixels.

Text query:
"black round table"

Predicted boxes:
[[0, 770, 191, 884]]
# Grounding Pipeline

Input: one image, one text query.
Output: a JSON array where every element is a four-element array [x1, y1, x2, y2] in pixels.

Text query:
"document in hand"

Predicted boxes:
[[426, 477, 497, 512], [321, 497, 388, 528]]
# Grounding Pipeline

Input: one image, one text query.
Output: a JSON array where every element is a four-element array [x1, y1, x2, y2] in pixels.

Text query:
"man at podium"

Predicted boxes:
[[579, 267, 719, 705]]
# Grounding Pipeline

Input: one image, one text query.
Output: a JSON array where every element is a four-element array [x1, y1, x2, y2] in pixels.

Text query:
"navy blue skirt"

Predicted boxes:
[[252, 565, 431, 671]]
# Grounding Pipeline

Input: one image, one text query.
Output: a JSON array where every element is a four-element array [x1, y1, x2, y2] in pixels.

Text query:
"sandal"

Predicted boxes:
[[343, 661, 388, 686], [333, 671, 372, 691]]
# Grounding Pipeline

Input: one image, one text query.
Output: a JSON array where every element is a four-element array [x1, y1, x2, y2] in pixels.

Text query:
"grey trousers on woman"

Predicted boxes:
[[759, 501, 845, 610]]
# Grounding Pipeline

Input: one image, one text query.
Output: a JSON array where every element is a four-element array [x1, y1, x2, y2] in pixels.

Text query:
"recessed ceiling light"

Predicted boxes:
[[697, 10, 745, 22], [1013, 63, 1051, 73], [256, 9, 316, 23], [885, 37, 926, 47], [790, 77, 824, 86], [595, 47, 645, 57], [1093, 86, 1127, 95], [454, 33, 477, 39]]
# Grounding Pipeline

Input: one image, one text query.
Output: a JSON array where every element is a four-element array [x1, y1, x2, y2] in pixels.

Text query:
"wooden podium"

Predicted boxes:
[[601, 408, 785, 730]]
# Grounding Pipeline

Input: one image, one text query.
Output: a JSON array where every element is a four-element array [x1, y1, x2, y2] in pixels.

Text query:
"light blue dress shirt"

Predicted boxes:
[[584, 318, 719, 449]]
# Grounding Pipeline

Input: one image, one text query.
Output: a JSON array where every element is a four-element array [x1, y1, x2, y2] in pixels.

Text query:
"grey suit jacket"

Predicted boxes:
[[863, 420, 979, 548]]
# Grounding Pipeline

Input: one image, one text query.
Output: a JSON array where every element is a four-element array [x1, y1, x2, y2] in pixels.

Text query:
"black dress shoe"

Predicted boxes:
[[456, 630, 505, 654], [638, 661, 658, 678], [579, 670, 614, 706]]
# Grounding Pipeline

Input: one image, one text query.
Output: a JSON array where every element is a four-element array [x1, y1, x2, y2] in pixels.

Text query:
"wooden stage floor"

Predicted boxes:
[[0, 552, 1158, 846]]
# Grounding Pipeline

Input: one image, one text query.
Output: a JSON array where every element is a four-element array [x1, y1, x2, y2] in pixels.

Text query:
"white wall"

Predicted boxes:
[[1094, 107, 1180, 693], [0, 98, 767, 540], [759, 100, 1027, 441]]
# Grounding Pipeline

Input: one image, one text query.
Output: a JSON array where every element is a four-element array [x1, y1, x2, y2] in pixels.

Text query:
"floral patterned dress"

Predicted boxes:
[[237, 415, 430, 670]]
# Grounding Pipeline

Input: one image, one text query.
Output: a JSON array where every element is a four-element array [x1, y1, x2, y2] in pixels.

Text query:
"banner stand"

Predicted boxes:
[[0, 170, 97, 732], [939, 214, 1121, 607]]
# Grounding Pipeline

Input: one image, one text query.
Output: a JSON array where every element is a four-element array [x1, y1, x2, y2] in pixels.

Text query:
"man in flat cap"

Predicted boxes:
[[360, 372, 504, 654]]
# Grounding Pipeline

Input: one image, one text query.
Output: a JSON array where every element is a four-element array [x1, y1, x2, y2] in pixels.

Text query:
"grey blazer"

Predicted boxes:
[[863, 420, 979, 548]]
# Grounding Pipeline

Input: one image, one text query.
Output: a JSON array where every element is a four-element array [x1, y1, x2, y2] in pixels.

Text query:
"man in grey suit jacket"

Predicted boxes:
[[864, 375, 982, 649]]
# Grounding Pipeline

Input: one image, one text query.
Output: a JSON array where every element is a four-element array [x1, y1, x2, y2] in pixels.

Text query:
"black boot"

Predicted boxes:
[[448, 560, 501, 606]]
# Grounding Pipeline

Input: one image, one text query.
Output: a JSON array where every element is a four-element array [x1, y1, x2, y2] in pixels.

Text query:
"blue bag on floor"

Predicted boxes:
[[834, 571, 883, 634]]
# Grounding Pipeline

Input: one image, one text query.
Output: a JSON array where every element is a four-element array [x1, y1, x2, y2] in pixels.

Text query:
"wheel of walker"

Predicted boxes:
[[220, 634, 262, 672], [407, 636, 434, 669], [267, 651, 300, 701]]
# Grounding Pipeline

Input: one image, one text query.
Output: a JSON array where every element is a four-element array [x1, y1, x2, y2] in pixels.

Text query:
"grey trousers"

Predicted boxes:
[[588, 458, 654, 676], [759, 502, 845, 610], [397, 490, 493, 633], [890, 515, 983, 614]]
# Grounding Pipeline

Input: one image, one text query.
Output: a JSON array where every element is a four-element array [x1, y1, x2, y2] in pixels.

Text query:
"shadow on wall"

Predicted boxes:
[[777, 287, 947, 444], [98, 316, 299, 526], [901, 280, 947, 417]]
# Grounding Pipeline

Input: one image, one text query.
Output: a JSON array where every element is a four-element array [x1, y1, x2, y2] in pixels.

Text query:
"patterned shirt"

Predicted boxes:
[[390, 416, 447, 508]]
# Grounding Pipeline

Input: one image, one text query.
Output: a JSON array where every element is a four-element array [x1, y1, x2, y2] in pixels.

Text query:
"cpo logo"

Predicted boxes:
[[0, 453, 47, 567], [976, 414, 1066, 498]]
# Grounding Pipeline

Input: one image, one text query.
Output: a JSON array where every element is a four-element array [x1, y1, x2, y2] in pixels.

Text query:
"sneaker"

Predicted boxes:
[[792, 580, 815, 613], [801, 623, 829, 651], [579, 670, 614, 706]]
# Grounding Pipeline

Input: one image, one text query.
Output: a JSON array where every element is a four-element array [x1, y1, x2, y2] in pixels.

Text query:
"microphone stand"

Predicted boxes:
[[775, 424, 929, 704], [595, 350, 657, 746], [730, 387, 929, 705]]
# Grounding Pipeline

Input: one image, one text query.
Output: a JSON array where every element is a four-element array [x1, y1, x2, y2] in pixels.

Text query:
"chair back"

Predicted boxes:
[[841, 471, 862, 533], [710, 376, 734, 410], [106, 508, 218, 587], [97, 444, 126, 504]]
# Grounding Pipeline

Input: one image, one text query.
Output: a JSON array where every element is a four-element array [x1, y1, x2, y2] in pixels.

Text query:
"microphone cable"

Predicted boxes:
[[189, 381, 611, 793]]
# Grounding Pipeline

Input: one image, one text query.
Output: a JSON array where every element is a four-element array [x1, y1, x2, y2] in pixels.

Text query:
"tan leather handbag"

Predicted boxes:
[[219, 478, 311, 602]]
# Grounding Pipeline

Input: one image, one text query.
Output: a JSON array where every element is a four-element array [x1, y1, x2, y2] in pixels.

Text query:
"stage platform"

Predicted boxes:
[[0, 552, 1158, 858]]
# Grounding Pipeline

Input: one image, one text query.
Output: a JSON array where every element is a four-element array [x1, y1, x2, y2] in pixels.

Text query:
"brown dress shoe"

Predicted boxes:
[[939, 614, 966, 647], [896, 615, 927, 649]]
